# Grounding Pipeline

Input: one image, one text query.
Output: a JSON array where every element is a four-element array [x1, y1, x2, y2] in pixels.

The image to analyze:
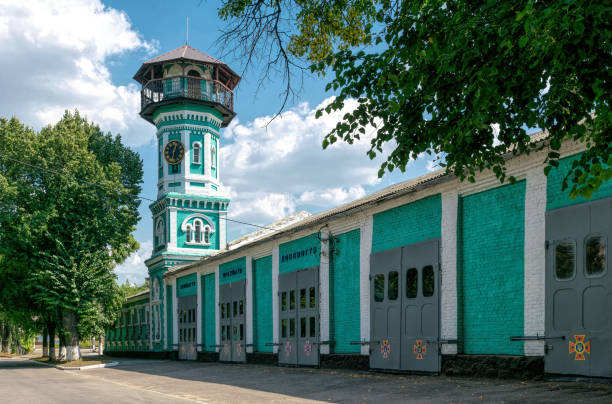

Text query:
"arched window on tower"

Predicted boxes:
[[155, 218, 165, 247], [194, 220, 202, 243], [193, 142, 201, 164], [211, 145, 216, 168], [185, 224, 193, 243], [204, 227, 210, 244]]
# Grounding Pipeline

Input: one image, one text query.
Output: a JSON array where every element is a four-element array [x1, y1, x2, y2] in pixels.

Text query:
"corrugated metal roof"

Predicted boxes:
[[126, 289, 149, 300]]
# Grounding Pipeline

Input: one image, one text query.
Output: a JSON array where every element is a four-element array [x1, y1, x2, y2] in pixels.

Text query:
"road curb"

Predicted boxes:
[[30, 358, 119, 370]]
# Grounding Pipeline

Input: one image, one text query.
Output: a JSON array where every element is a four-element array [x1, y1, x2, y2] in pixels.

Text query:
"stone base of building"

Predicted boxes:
[[247, 352, 277, 365], [321, 354, 370, 370], [104, 350, 171, 360], [197, 351, 219, 362], [442, 355, 544, 379]]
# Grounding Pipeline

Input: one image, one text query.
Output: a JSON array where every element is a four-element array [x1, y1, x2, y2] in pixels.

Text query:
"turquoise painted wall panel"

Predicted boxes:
[[166, 284, 173, 348], [177, 273, 197, 297], [253, 256, 273, 352], [330, 229, 361, 353], [219, 256, 247, 285], [460, 181, 525, 355], [279, 233, 321, 274], [547, 152, 612, 211], [203, 273, 216, 351], [189, 132, 205, 175], [372, 194, 442, 253], [176, 210, 219, 250]]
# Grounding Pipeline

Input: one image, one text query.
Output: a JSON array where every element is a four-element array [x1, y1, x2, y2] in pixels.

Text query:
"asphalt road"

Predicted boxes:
[[1, 356, 610, 403]]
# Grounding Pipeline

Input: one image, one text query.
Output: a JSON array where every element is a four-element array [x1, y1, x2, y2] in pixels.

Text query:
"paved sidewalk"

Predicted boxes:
[[1, 356, 610, 403]]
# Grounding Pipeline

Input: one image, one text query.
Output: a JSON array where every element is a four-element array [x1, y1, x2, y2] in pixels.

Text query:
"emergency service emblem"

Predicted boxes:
[[284, 341, 292, 357], [413, 340, 427, 360], [304, 340, 312, 356], [380, 339, 391, 359], [569, 334, 590, 360]]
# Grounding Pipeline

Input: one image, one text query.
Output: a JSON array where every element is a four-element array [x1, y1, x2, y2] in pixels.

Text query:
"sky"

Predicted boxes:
[[0, 0, 436, 285]]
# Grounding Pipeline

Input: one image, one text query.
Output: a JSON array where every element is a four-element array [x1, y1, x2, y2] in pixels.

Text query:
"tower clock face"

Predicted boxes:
[[164, 140, 185, 165]]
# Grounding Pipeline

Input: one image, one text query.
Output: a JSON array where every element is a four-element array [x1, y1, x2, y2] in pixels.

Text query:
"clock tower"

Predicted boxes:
[[134, 45, 240, 305]]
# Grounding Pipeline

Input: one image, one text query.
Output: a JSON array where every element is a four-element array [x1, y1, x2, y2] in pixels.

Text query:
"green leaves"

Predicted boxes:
[[0, 112, 143, 341]]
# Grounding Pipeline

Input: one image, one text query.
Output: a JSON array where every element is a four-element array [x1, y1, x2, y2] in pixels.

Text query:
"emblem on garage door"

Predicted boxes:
[[413, 340, 427, 360], [569, 335, 591, 361], [284, 341, 292, 357], [380, 340, 391, 359], [304, 340, 312, 356]]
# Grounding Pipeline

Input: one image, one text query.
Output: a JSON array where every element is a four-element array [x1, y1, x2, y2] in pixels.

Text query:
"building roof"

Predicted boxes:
[[126, 289, 149, 301], [144, 44, 223, 65], [133, 44, 240, 84], [164, 129, 550, 279]]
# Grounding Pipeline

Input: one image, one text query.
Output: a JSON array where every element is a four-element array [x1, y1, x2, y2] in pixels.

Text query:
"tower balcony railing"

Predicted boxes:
[[141, 75, 234, 112]]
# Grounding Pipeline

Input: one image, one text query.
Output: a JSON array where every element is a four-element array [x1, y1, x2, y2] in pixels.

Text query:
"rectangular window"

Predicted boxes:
[[388, 271, 399, 300], [171, 164, 179, 174], [586, 235, 606, 276], [555, 240, 576, 280], [290, 290, 295, 310], [406, 268, 418, 298], [310, 317, 316, 338], [374, 274, 385, 302], [239, 300, 244, 315], [300, 317, 306, 338], [309, 287, 316, 308], [233, 301, 237, 317], [282, 319, 287, 338], [300, 289, 306, 309], [240, 324, 244, 340], [289, 318, 295, 337], [281, 292, 287, 311], [422, 265, 435, 297], [221, 303, 225, 319]]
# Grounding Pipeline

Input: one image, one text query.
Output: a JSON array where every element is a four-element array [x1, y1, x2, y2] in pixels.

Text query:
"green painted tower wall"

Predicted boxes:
[[547, 152, 612, 211], [279, 233, 320, 274], [176, 210, 220, 250], [253, 256, 273, 352], [372, 194, 442, 253], [219, 256, 247, 285], [166, 284, 173, 349], [203, 273, 216, 351], [459, 181, 525, 355], [330, 229, 361, 353]]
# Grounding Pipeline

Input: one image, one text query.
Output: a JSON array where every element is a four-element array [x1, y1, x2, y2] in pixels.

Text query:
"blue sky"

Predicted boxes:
[[0, 0, 435, 284]]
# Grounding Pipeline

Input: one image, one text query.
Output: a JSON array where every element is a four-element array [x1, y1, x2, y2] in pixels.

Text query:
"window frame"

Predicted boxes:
[[554, 238, 577, 281], [585, 233, 607, 278]]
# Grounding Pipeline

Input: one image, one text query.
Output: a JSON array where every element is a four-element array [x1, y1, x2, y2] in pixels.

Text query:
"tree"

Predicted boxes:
[[119, 279, 150, 298], [217, 0, 611, 198], [0, 112, 143, 360]]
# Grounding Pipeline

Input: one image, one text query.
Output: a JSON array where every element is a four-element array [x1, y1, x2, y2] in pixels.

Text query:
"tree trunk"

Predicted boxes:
[[62, 310, 80, 361], [99, 335, 104, 354], [48, 323, 56, 361], [42, 331, 48, 357], [2, 322, 11, 353], [58, 337, 65, 360]]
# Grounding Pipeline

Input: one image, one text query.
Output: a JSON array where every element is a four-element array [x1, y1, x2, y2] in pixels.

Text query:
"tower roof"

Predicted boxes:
[[133, 44, 240, 85]]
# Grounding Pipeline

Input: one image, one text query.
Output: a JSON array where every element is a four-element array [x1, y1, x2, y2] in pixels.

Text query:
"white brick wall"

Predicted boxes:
[[524, 168, 547, 356], [245, 256, 254, 353], [319, 229, 331, 354], [271, 245, 279, 353], [441, 191, 458, 354], [360, 216, 373, 355]]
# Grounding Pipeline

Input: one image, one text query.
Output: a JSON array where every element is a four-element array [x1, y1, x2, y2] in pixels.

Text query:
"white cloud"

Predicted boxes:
[[0, 0, 157, 146], [222, 97, 394, 238], [114, 240, 152, 285]]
